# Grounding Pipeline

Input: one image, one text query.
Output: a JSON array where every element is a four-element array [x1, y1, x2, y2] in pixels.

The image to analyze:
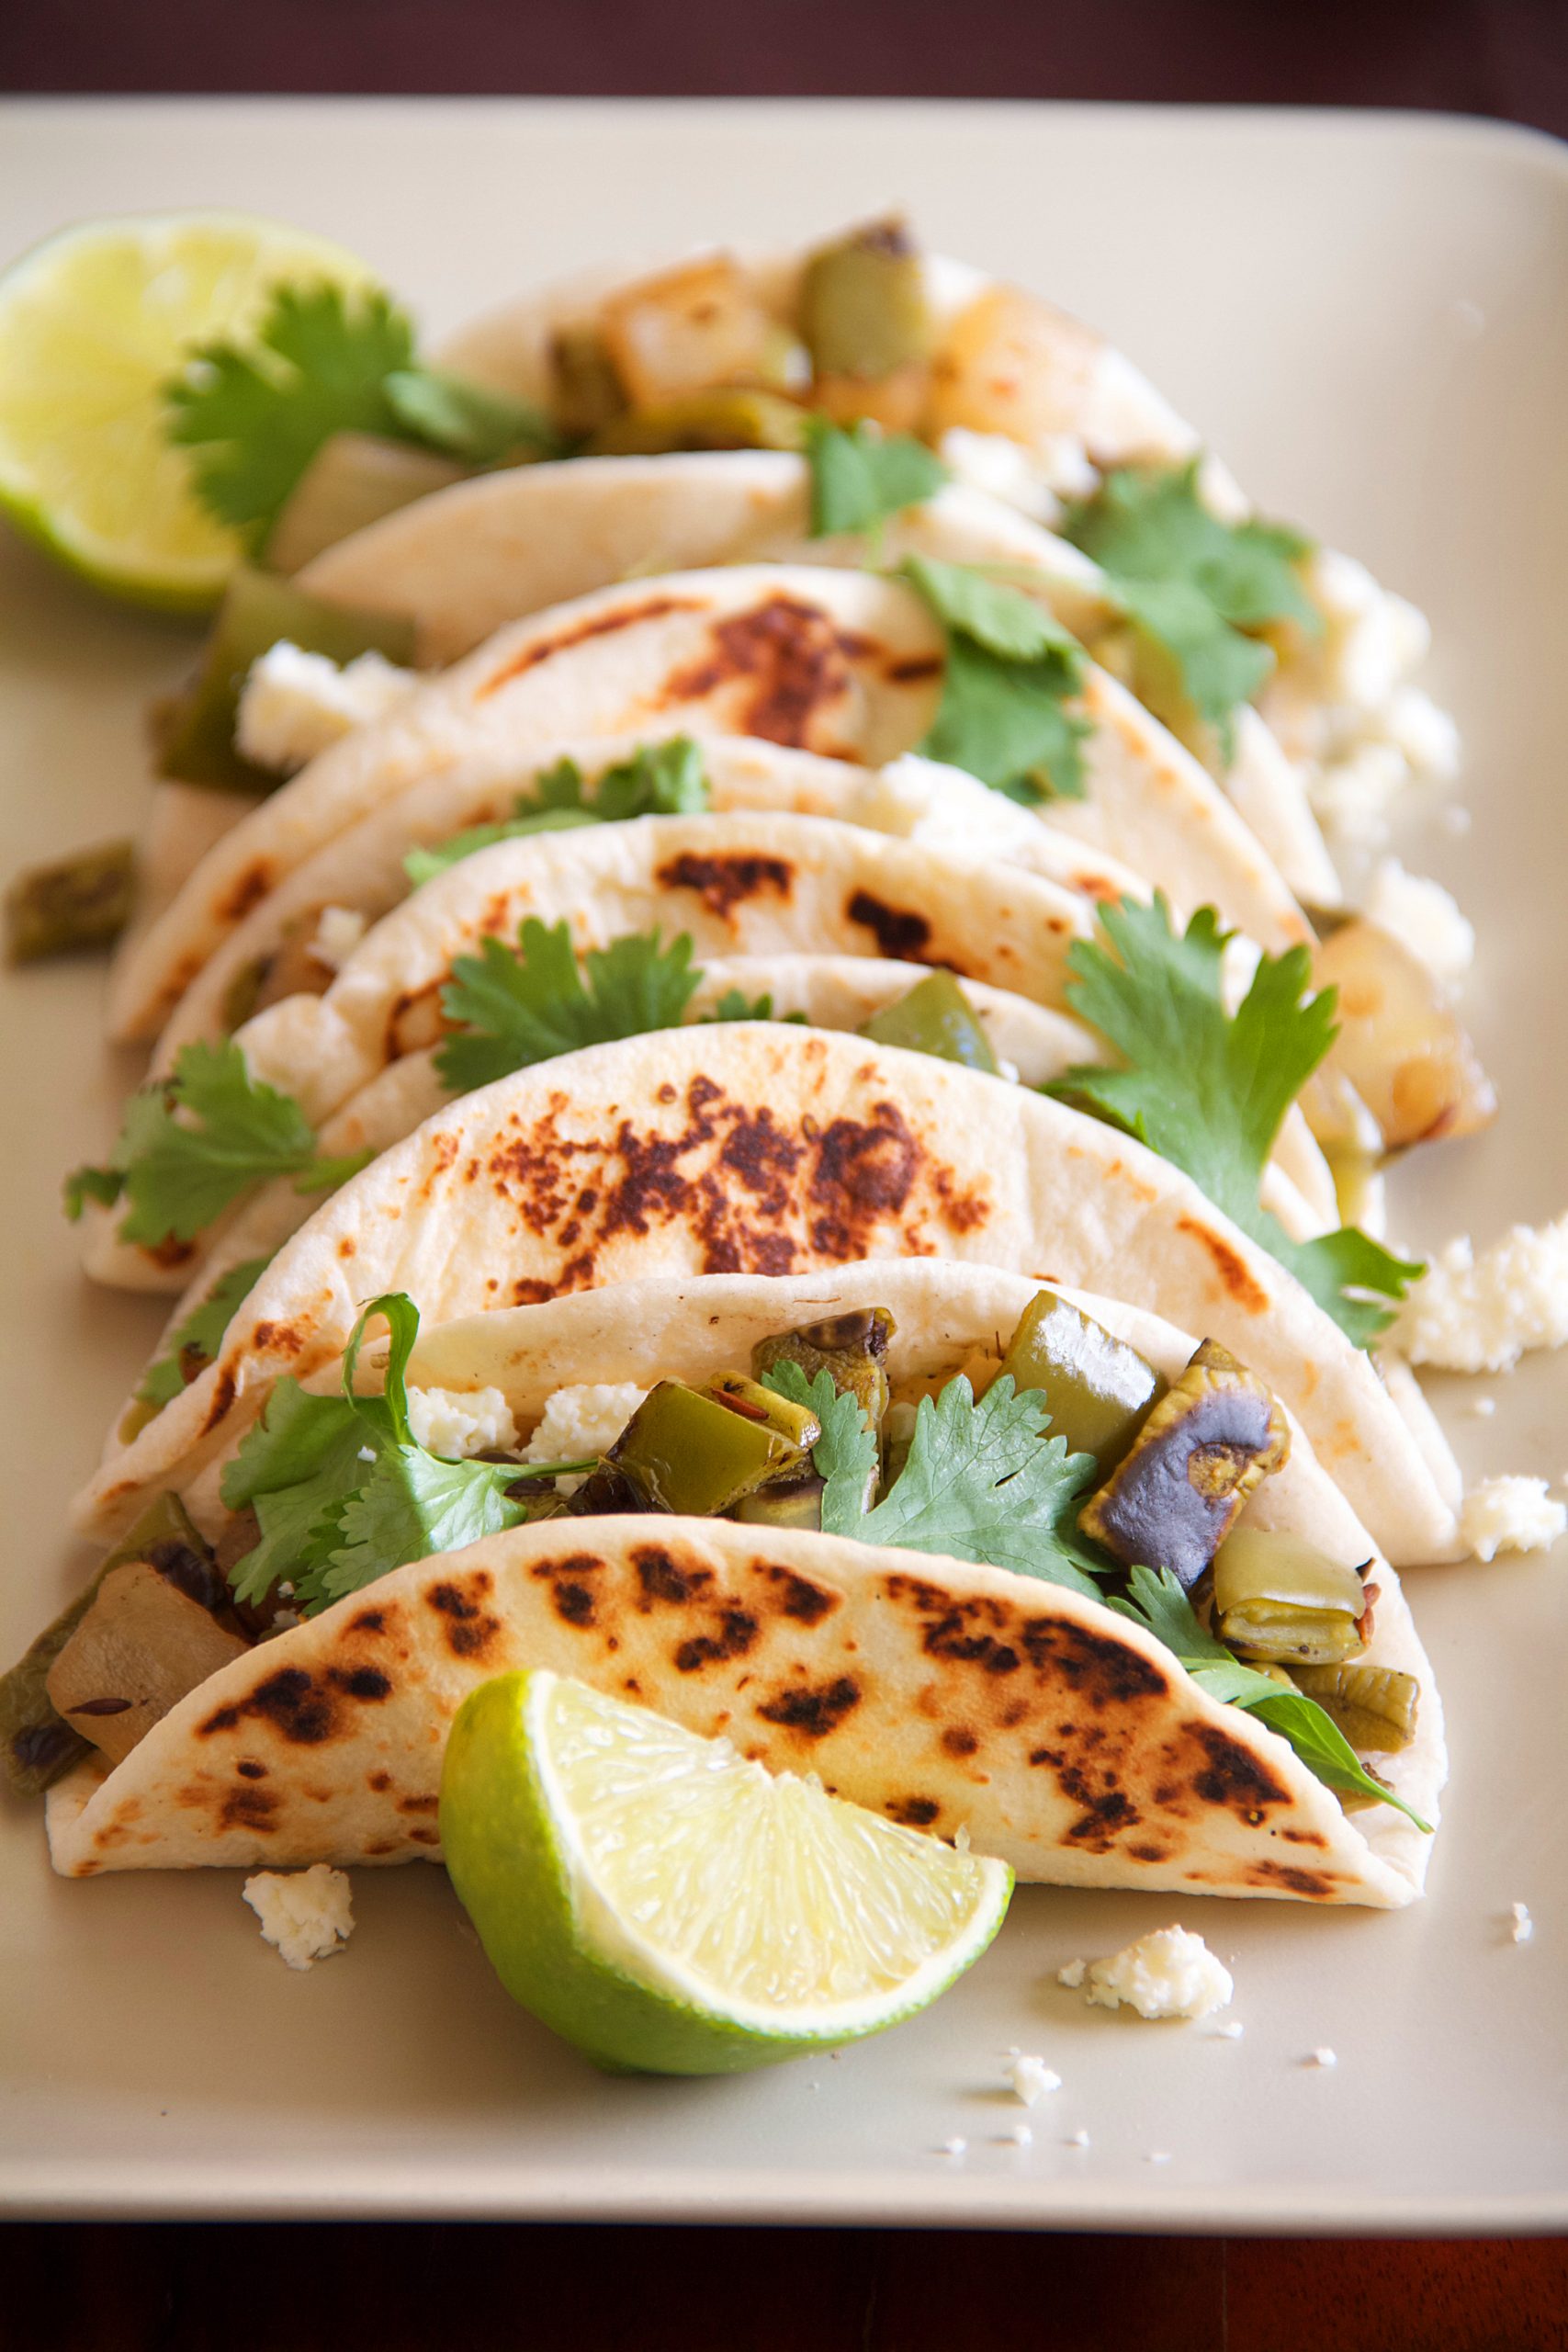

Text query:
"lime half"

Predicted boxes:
[[0, 210, 376, 613], [440, 1669, 1013, 2075]]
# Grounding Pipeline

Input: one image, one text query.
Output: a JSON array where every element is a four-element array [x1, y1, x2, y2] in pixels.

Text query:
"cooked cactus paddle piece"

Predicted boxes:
[[1078, 1340, 1289, 1588], [1212, 1525, 1370, 1666], [997, 1289, 1165, 1473], [549, 320, 628, 437], [751, 1307, 894, 1432], [570, 1380, 818, 1520], [587, 388, 809, 457], [799, 219, 933, 432], [5, 838, 135, 963], [1291, 1662, 1419, 1752], [859, 970, 1000, 1074], [0, 1493, 227, 1795], [157, 564, 418, 793], [45, 1560, 249, 1766]]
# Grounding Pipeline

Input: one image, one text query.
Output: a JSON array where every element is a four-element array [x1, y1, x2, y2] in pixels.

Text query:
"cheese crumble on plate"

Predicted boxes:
[[243, 1865, 355, 1971], [1058, 1927, 1234, 2021], [1460, 1476, 1567, 1563], [1395, 1216, 1568, 1374]]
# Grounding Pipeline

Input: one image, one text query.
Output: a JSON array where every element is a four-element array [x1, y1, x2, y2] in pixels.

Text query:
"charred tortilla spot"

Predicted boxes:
[[474, 594, 704, 700], [1187, 1721, 1290, 1815], [198, 1667, 341, 1747], [885, 654, 943, 684], [234, 1759, 267, 1781], [1177, 1217, 1270, 1315], [553, 1581, 597, 1628], [220, 1784, 277, 1832], [635, 1546, 712, 1607], [1129, 1841, 1169, 1863], [199, 1366, 239, 1436], [219, 862, 274, 924], [426, 1578, 502, 1660], [408, 1827, 440, 1847], [754, 1565, 839, 1624], [1064, 1789, 1136, 1849], [251, 1319, 304, 1358], [1245, 1860, 1339, 1898], [658, 596, 872, 747], [846, 890, 932, 961], [757, 1676, 861, 1738], [1280, 1827, 1328, 1849], [941, 1725, 979, 1758], [368, 1770, 392, 1792], [349, 1609, 386, 1634], [396, 1792, 439, 1815], [674, 1608, 760, 1674], [1018, 1617, 1170, 1705], [808, 1103, 919, 1254], [719, 1112, 804, 1209], [886, 1795, 941, 1827], [328, 1666, 392, 1703], [655, 851, 794, 920]]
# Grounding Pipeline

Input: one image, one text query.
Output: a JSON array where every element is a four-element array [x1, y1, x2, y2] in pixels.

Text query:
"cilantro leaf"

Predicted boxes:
[[403, 739, 711, 888], [304, 1449, 526, 1612], [381, 368, 559, 465], [806, 416, 948, 539], [403, 808, 596, 888], [1060, 461, 1318, 746], [1109, 1566, 1429, 1828], [136, 1254, 274, 1411], [62, 1039, 367, 1248], [1051, 895, 1421, 1344], [857, 1376, 1106, 1597], [220, 1378, 380, 1609], [758, 1362, 880, 1530], [220, 1292, 551, 1614], [165, 281, 558, 548], [436, 922, 704, 1093], [701, 988, 807, 1025], [900, 554, 1089, 802], [167, 284, 418, 544]]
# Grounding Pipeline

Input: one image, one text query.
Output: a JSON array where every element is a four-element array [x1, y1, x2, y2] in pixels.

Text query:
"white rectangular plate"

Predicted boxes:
[[2, 98, 1566, 2231]]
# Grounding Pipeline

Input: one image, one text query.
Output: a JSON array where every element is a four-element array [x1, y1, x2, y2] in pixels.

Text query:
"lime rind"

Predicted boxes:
[[439, 1670, 1013, 2076]]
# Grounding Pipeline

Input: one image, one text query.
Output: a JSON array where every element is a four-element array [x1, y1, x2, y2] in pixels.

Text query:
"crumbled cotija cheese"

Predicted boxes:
[[309, 903, 368, 971], [1063, 1927, 1234, 2021], [243, 1865, 355, 1970], [1395, 1216, 1568, 1373], [1460, 1476, 1567, 1563], [1361, 859, 1474, 991], [525, 1383, 648, 1493], [406, 1385, 518, 1459], [1006, 2054, 1062, 2106], [236, 642, 415, 773]]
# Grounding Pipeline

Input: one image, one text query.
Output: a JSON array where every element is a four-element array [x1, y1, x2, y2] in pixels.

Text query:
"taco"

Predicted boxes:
[[71, 1022, 1458, 1566], [434, 220, 1454, 885], [23, 1260, 1441, 1905], [108, 561, 1313, 1045]]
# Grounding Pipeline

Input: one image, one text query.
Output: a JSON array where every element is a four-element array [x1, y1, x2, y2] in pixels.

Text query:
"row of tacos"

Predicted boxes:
[[5, 218, 1495, 1915]]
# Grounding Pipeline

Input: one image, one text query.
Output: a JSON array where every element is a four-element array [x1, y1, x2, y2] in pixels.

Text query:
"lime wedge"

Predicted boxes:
[[440, 1669, 1013, 2075], [0, 211, 376, 613]]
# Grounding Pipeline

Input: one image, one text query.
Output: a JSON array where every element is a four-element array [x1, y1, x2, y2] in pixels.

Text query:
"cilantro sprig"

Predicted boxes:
[[1060, 460, 1318, 752], [166, 282, 559, 548], [805, 416, 948, 542], [899, 555, 1089, 803], [1110, 1566, 1429, 1828], [221, 1292, 582, 1614], [761, 1361, 1107, 1599], [404, 738, 710, 888], [1049, 895, 1421, 1345], [135, 1255, 274, 1411], [437, 922, 705, 1093], [62, 1040, 369, 1249]]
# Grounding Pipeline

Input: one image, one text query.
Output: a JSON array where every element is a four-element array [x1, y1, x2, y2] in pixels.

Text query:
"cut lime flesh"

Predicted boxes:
[[439, 1669, 1013, 2075], [0, 210, 376, 613]]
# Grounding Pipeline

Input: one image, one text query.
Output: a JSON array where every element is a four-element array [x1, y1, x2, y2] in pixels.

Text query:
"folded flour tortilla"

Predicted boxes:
[[74, 1023, 1460, 1566], [46, 1261, 1442, 1902]]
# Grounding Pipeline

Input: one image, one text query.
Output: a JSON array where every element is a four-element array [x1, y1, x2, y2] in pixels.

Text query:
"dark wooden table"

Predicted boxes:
[[3, 6, 1566, 2344]]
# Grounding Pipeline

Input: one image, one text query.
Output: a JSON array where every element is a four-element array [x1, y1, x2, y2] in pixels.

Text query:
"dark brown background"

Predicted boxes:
[[3, 4, 1566, 2345]]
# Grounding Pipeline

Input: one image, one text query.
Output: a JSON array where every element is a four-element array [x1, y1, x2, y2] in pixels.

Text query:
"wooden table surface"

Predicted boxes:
[[2, 6, 1565, 2343]]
